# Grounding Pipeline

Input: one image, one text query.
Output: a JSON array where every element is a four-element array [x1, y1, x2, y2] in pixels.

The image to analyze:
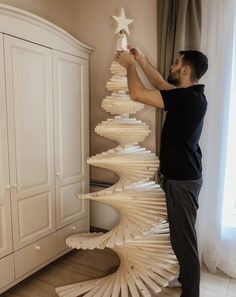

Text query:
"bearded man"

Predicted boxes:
[[115, 48, 208, 297]]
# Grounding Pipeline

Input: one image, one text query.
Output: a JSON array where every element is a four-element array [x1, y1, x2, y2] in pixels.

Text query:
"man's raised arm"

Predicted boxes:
[[115, 50, 164, 109], [129, 46, 174, 91]]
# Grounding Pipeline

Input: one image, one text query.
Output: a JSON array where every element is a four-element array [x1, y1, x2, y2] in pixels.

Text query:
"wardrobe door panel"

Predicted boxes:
[[4, 35, 55, 250], [0, 33, 13, 258], [53, 51, 89, 228], [0, 254, 14, 288]]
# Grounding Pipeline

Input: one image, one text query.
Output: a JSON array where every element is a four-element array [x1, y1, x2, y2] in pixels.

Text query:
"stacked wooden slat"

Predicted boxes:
[[103, 62, 144, 115], [111, 61, 127, 77], [106, 77, 128, 92], [95, 116, 150, 145], [56, 30, 179, 297], [102, 93, 144, 115], [56, 223, 179, 297], [67, 182, 167, 249], [106, 62, 128, 92], [87, 145, 159, 185]]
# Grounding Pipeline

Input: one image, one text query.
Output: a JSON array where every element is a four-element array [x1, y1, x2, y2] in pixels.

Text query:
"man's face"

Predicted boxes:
[[167, 55, 184, 86]]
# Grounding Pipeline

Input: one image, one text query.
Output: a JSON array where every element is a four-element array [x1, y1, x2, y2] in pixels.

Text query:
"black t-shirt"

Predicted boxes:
[[160, 84, 207, 180]]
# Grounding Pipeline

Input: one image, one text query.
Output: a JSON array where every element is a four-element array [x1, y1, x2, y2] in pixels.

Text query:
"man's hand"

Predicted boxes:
[[114, 49, 164, 109], [114, 50, 134, 68], [128, 46, 146, 63], [128, 45, 175, 91]]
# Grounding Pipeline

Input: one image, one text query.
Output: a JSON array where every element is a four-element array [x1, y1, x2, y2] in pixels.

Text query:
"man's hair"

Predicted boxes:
[[179, 50, 208, 81]]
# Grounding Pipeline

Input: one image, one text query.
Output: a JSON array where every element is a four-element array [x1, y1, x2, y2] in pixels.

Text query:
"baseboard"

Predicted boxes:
[[90, 225, 108, 233], [90, 181, 113, 188]]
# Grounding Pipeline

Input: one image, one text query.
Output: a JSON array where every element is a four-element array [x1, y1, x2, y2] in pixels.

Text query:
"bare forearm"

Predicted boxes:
[[137, 56, 167, 89], [126, 63, 164, 108], [126, 63, 145, 100], [114, 50, 164, 108]]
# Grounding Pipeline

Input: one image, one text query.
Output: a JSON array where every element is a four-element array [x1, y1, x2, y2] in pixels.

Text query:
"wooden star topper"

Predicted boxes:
[[112, 8, 133, 35]]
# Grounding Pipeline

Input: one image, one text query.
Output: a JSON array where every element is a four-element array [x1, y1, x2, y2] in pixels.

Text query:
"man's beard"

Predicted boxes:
[[167, 70, 181, 86]]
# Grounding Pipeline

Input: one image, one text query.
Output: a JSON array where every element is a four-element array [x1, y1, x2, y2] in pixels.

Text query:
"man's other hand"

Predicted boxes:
[[114, 50, 135, 68], [128, 46, 146, 63]]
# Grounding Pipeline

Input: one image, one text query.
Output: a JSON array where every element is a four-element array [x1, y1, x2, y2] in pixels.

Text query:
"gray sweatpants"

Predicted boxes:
[[163, 178, 202, 297]]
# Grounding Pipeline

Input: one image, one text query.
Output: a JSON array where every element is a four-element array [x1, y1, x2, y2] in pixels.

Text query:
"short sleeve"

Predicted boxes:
[[160, 88, 180, 111]]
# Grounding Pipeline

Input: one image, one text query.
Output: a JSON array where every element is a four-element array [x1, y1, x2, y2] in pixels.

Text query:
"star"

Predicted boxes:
[[112, 8, 133, 35]]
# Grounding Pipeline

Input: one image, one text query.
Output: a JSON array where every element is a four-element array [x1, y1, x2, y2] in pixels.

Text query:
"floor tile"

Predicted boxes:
[[200, 286, 225, 297], [201, 267, 230, 294]]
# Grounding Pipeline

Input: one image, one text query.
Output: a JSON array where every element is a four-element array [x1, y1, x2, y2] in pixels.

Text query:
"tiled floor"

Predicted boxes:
[[158, 265, 236, 297], [1, 249, 236, 297], [200, 266, 236, 297]]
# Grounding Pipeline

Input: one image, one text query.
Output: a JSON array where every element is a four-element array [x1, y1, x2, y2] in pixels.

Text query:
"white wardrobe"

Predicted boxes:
[[0, 4, 91, 293]]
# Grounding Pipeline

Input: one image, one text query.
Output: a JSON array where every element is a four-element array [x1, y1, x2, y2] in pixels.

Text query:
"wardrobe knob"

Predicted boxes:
[[11, 184, 18, 188], [35, 245, 41, 251], [71, 226, 76, 231], [56, 172, 61, 177]]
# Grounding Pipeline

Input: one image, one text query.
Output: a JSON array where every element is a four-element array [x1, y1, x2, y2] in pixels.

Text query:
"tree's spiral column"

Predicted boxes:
[[56, 11, 178, 297]]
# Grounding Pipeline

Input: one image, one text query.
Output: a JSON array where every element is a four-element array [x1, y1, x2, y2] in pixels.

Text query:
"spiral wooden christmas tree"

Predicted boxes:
[[56, 8, 178, 297]]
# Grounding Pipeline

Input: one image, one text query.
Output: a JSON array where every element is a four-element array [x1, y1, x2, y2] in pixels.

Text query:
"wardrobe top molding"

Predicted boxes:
[[0, 4, 93, 59]]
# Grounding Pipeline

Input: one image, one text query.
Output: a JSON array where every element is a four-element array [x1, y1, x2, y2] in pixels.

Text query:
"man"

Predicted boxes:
[[115, 48, 208, 297]]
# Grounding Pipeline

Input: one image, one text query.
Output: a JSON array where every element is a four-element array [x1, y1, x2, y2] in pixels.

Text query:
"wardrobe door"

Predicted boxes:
[[4, 35, 55, 250], [0, 33, 13, 258], [53, 50, 89, 229]]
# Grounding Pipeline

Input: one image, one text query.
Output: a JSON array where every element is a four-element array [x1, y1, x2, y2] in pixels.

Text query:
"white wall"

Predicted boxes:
[[0, 0, 75, 34], [90, 186, 119, 230]]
